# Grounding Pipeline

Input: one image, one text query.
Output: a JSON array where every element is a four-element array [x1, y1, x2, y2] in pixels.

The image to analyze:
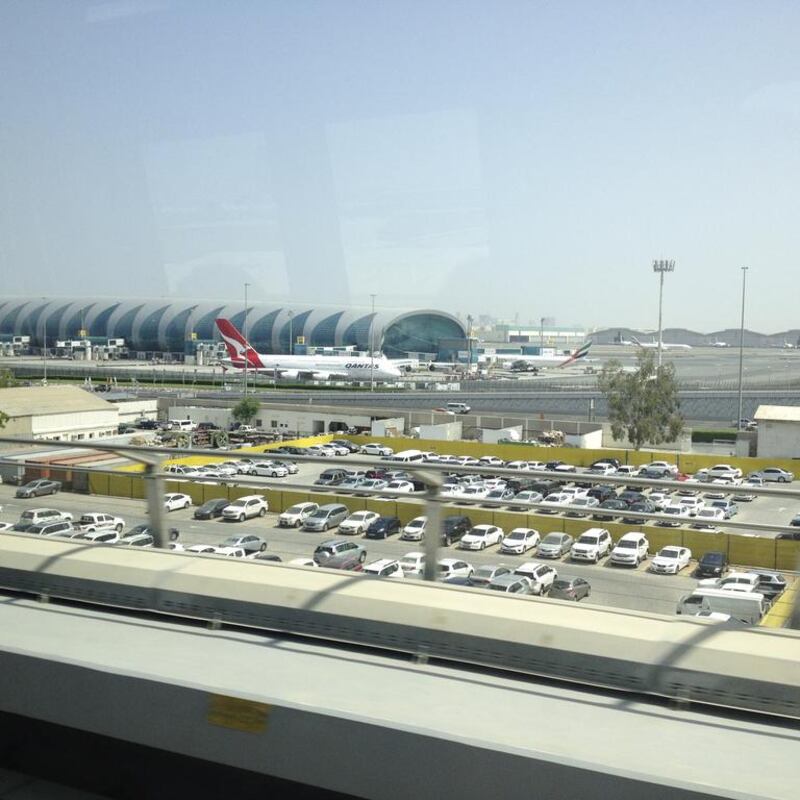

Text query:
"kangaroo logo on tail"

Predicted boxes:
[[215, 319, 264, 368]]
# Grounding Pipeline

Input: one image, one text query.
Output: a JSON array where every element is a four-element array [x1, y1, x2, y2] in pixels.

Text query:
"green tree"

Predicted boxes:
[[232, 396, 260, 426], [598, 349, 683, 450]]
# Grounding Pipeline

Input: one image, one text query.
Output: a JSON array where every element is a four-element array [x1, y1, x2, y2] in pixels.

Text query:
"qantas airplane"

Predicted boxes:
[[215, 319, 402, 381], [630, 336, 692, 351], [493, 340, 593, 371]]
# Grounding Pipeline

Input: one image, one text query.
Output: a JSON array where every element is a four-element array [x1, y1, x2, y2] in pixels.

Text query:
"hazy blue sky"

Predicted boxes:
[[1, 0, 798, 331]]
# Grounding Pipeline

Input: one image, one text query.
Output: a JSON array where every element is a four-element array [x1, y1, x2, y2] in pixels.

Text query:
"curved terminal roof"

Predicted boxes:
[[0, 297, 467, 358]]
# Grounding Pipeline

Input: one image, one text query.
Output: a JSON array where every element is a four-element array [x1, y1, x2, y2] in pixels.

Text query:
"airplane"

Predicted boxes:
[[491, 340, 593, 373], [630, 336, 692, 351], [215, 319, 403, 381], [710, 340, 728, 348]]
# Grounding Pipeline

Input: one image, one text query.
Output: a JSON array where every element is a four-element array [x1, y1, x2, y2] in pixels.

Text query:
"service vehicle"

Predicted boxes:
[[677, 588, 766, 624], [73, 513, 125, 534]]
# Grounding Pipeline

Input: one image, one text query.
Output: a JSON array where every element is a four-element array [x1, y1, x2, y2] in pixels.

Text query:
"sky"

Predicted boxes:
[[1, 0, 799, 332]]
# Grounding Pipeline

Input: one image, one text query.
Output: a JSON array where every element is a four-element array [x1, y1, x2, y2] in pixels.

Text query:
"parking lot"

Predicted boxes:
[[0, 483, 770, 618]]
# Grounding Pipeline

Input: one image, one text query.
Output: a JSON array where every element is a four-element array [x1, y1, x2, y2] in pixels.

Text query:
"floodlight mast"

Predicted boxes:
[[652, 259, 675, 368]]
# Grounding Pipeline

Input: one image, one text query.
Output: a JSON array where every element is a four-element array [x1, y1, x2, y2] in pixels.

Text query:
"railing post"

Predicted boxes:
[[144, 458, 168, 548]]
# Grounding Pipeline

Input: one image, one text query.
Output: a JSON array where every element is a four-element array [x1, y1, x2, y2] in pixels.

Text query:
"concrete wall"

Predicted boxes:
[[566, 429, 603, 449], [757, 419, 800, 458], [113, 400, 157, 423], [419, 421, 463, 441], [371, 417, 405, 437], [601, 424, 692, 453]]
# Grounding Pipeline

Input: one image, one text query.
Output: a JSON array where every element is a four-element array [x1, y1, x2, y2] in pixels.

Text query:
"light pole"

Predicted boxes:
[[652, 259, 675, 369], [467, 314, 473, 376], [540, 317, 545, 351], [737, 267, 748, 431], [288, 310, 294, 356], [369, 293, 376, 392], [243, 282, 250, 396]]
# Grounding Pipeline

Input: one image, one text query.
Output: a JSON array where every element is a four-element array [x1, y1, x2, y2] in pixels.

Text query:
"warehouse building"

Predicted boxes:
[[754, 405, 800, 458], [0, 385, 119, 442], [0, 297, 468, 361]]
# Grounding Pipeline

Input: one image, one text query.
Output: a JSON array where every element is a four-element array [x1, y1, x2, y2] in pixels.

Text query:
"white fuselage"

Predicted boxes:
[[224, 353, 402, 381]]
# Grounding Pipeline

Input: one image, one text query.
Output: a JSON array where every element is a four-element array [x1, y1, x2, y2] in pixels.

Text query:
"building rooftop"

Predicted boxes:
[[0, 385, 114, 417], [753, 404, 800, 423]]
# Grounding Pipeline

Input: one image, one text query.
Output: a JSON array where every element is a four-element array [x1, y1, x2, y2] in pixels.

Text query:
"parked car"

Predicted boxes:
[[220, 534, 267, 554], [470, 564, 512, 587], [26, 520, 75, 538], [592, 498, 628, 521], [15, 479, 61, 498], [124, 523, 179, 542], [649, 546, 692, 574], [691, 507, 726, 530], [499, 527, 541, 555], [278, 502, 319, 528], [118, 531, 155, 547], [365, 516, 402, 539], [513, 562, 557, 595], [587, 485, 618, 503], [193, 498, 232, 520], [363, 558, 404, 579], [399, 552, 426, 577], [313, 539, 367, 570], [609, 532, 649, 566], [252, 461, 289, 478], [570, 528, 612, 563], [338, 510, 380, 536], [360, 443, 394, 457], [16, 508, 73, 527], [753, 467, 793, 483], [303, 504, 350, 532], [694, 551, 729, 579], [657, 503, 692, 526], [436, 558, 474, 581], [707, 464, 743, 481], [487, 574, 532, 594], [750, 570, 788, 599], [400, 516, 427, 541], [508, 490, 544, 509], [78, 530, 121, 544], [440, 515, 472, 546], [539, 492, 572, 514], [708, 499, 739, 519], [164, 493, 192, 512], [699, 571, 761, 593], [459, 524, 504, 551], [563, 496, 600, 517], [330, 439, 360, 453], [549, 576, 591, 601], [537, 532, 574, 559], [222, 495, 268, 521], [483, 487, 516, 507], [73, 513, 125, 534]]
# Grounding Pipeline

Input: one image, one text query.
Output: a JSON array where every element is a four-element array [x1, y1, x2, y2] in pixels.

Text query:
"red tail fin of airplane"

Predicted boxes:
[[215, 318, 263, 368]]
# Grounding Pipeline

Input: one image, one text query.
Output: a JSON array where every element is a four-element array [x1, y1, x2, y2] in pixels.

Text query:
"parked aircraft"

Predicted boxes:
[[215, 319, 402, 381], [630, 336, 692, 351]]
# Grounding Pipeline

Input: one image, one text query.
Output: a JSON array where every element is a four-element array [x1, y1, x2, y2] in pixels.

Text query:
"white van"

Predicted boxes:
[[445, 402, 471, 414], [676, 587, 768, 625], [168, 419, 195, 432], [391, 449, 425, 463]]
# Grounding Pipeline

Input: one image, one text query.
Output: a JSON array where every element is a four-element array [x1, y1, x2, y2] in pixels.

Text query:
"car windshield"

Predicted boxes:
[[578, 535, 599, 544], [616, 540, 635, 548], [507, 531, 525, 540], [551, 580, 570, 589], [660, 549, 680, 559], [542, 534, 562, 544], [407, 520, 424, 528], [475, 567, 496, 578]]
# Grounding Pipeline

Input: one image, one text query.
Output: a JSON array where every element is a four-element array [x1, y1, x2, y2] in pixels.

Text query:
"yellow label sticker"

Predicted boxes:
[[207, 694, 271, 733]]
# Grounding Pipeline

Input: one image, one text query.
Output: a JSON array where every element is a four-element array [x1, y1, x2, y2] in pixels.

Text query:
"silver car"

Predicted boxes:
[[537, 532, 574, 559], [220, 534, 267, 554]]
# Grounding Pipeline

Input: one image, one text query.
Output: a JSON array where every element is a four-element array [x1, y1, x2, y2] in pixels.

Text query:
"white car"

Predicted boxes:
[[707, 464, 743, 480], [699, 571, 760, 593], [648, 491, 672, 510], [385, 480, 415, 494], [563, 496, 600, 517], [164, 493, 192, 511], [678, 496, 705, 516], [73, 513, 125, 533], [539, 492, 572, 513], [570, 528, 612, 563], [509, 490, 543, 509], [513, 562, 557, 595], [278, 502, 318, 528], [360, 443, 394, 457], [187, 544, 220, 555], [587, 462, 617, 476], [307, 444, 337, 457], [525, 461, 546, 471], [251, 461, 289, 478], [609, 532, 649, 566], [338, 510, 380, 535], [215, 546, 248, 558], [692, 507, 726, 530], [648, 461, 678, 477], [459, 524, 504, 551], [505, 460, 531, 471], [399, 552, 426, 576], [437, 558, 474, 581], [456, 456, 480, 467], [289, 558, 319, 568], [649, 546, 692, 574], [363, 558, 404, 579], [756, 467, 793, 483], [401, 516, 427, 541], [78, 530, 121, 545], [560, 486, 589, 501], [483, 487, 516, 506], [615, 465, 640, 477], [457, 485, 490, 502], [0, 522, 14, 532], [657, 503, 692, 526], [478, 456, 505, 468], [499, 527, 541, 555], [221, 495, 268, 521]]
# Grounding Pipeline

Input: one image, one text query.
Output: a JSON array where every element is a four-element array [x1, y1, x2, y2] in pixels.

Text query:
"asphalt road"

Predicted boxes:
[[0, 484, 739, 618]]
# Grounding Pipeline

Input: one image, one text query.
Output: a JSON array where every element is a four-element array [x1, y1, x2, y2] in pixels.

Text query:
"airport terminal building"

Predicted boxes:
[[0, 297, 468, 361]]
